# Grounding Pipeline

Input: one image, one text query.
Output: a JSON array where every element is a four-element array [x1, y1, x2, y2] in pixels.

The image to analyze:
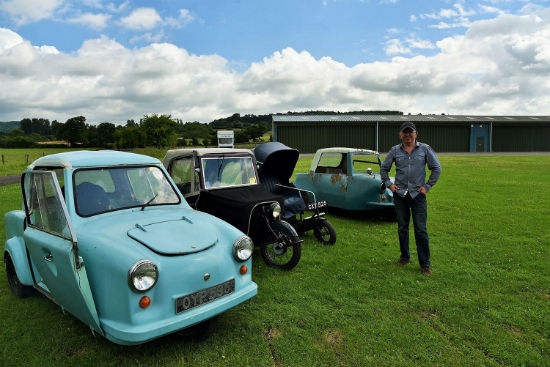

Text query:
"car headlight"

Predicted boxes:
[[128, 260, 158, 293], [233, 235, 254, 262], [270, 202, 281, 219]]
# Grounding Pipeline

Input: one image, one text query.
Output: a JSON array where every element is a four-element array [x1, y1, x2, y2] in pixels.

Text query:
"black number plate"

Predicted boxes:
[[175, 279, 235, 314], [308, 201, 327, 210]]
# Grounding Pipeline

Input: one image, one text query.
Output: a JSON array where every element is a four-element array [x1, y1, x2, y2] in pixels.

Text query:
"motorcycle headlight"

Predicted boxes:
[[128, 260, 158, 293], [270, 202, 281, 219], [233, 235, 254, 262]]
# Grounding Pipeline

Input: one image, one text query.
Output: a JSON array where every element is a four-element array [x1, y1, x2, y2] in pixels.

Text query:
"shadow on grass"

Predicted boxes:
[[325, 207, 397, 223]]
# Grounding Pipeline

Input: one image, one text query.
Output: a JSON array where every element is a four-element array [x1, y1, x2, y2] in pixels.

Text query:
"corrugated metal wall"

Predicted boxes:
[[274, 117, 550, 153], [378, 123, 469, 152], [492, 125, 550, 151], [277, 122, 375, 152]]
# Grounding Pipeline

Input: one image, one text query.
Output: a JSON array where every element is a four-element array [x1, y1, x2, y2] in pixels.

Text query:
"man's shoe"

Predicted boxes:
[[421, 267, 432, 276], [396, 258, 411, 266]]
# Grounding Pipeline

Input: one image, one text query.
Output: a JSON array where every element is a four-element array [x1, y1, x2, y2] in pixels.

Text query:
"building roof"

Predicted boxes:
[[272, 115, 550, 123]]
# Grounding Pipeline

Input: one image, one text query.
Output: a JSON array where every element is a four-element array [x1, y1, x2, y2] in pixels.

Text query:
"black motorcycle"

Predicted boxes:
[[253, 142, 337, 245]]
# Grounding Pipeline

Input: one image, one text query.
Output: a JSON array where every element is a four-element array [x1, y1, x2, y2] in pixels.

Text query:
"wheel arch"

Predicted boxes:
[[4, 237, 34, 286], [4, 210, 34, 286]]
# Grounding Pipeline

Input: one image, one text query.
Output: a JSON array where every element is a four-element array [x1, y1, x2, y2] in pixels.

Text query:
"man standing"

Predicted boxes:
[[380, 122, 441, 276]]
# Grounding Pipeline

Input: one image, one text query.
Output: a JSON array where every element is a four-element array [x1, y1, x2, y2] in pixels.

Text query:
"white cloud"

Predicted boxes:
[[68, 12, 111, 30], [479, 5, 506, 16], [385, 36, 435, 55], [0, 9, 548, 123], [419, 3, 476, 29], [165, 8, 195, 29], [118, 7, 162, 30], [0, 27, 23, 52], [0, 0, 63, 25], [106, 1, 129, 13], [385, 39, 411, 55], [129, 32, 164, 44]]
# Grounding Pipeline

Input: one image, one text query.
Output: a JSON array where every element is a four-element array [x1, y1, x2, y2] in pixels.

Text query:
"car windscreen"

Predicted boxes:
[[74, 166, 180, 216], [201, 156, 257, 189], [352, 153, 381, 172]]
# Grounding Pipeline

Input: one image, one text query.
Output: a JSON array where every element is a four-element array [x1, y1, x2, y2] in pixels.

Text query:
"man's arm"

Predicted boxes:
[[380, 148, 395, 188], [424, 146, 441, 191]]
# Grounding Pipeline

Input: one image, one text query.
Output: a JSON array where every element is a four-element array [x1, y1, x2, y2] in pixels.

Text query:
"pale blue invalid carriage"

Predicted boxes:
[[294, 147, 395, 212], [3, 151, 257, 345]]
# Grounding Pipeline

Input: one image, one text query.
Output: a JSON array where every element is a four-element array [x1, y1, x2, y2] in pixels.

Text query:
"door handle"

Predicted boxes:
[[44, 253, 54, 262]]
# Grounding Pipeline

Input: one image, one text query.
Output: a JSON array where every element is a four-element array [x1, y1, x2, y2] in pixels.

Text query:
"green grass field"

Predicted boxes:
[[0, 152, 548, 366]]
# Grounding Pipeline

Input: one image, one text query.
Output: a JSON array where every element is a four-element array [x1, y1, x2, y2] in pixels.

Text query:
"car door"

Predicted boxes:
[[314, 152, 348, 206], [22, 170, 102, 333]]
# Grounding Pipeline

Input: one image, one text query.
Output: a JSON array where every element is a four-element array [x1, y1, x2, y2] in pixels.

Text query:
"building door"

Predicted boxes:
[[470, 124, 490, 152]]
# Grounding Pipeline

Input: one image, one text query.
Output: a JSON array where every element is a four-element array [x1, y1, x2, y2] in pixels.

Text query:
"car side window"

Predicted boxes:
[[25, 172, 71, 239], [316, 153, 347, 174], [171, 158, 194, 195]]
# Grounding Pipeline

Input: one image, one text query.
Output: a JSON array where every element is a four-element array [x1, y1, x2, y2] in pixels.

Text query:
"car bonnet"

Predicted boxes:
[[128, 215, 218, 255]]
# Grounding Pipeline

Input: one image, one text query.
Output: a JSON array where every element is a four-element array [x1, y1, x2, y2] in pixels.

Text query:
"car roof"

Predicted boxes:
[[163, 148, 253, 164], [28, 150, 160, 169], [314, 147, 379, 155], [310, 147, 379, 172]]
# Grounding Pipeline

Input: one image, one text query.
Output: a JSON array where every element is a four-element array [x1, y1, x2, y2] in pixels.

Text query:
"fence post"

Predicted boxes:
[[25, 154, 29, 163], [1, 154, 4, 165]]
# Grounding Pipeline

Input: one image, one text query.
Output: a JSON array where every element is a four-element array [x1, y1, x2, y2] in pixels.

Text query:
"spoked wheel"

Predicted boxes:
[[313, 219, 337, 245], [260, 221, 301, 271], [5, 254, 34, 298]]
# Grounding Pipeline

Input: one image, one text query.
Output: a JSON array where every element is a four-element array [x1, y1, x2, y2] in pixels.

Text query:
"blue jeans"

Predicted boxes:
[[393, 193, 430, 268]]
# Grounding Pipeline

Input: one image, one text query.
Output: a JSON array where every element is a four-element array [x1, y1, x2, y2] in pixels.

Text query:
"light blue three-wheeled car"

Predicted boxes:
[[4, 150, 257, 345]]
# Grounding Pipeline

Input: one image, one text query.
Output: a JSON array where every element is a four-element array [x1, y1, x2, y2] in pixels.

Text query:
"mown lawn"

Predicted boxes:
[[0, 154, 548, 366]]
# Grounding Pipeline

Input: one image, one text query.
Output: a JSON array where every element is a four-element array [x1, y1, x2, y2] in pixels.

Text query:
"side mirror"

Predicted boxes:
[[367, 168, 373, 175]]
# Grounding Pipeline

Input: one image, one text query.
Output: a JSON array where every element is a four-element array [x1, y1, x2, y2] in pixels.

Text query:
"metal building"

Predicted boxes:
[[272, 115, 550, 153]]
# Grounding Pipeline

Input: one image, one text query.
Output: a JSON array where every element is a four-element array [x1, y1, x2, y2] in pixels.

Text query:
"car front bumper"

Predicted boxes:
[[100, 281, 257, 345]]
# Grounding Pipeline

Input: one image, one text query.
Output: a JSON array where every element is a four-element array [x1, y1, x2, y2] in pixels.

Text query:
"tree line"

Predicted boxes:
[[0, 114, 272, 149]]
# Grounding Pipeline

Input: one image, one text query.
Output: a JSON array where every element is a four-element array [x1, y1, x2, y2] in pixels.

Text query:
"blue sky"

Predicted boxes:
[[0, 0, 548, 123]]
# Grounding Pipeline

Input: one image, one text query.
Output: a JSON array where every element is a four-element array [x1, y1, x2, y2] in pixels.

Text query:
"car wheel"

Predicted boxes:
[[261, 220, 301, 271], [5, 254, 34, 298], [313, 219, 337, 245]]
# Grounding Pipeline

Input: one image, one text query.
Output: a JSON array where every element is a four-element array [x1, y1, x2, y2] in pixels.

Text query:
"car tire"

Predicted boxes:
[[313, 219, 337, 245], [5, 254, 34, 299], [260, 220, 301, 271]]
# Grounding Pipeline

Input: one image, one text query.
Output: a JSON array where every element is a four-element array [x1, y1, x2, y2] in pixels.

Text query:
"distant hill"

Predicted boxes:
[[0, 121, 20, 132]]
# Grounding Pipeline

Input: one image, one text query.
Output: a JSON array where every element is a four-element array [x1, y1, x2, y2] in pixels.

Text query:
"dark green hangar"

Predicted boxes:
[[271, 115, 550, 153]]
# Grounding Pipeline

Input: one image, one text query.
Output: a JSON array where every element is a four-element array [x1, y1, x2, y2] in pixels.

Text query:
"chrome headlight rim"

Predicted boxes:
[[270, 202, 281, 219], [233, 235, 254, 262], [128, 259, 159, 293]]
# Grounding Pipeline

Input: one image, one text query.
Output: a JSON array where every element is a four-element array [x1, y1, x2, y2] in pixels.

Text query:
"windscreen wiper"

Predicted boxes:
[[217, 155, 225, 178], [140, 193, 158, 211]]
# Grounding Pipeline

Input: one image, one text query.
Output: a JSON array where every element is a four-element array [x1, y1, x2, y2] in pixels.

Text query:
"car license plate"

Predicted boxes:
[[175, 278, 235, 314], [308, 200, 327, 210]]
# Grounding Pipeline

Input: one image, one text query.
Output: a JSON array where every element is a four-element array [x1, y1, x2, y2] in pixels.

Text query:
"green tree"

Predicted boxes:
[[96, 122, 116, 148], [140, 114, 178, 148], [117, 126, 146, 149], [63, 116, 87, 146]]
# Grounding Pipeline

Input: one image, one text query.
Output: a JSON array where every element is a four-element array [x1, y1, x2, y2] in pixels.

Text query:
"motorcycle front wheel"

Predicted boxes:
[[260, 220, 301, 271]]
